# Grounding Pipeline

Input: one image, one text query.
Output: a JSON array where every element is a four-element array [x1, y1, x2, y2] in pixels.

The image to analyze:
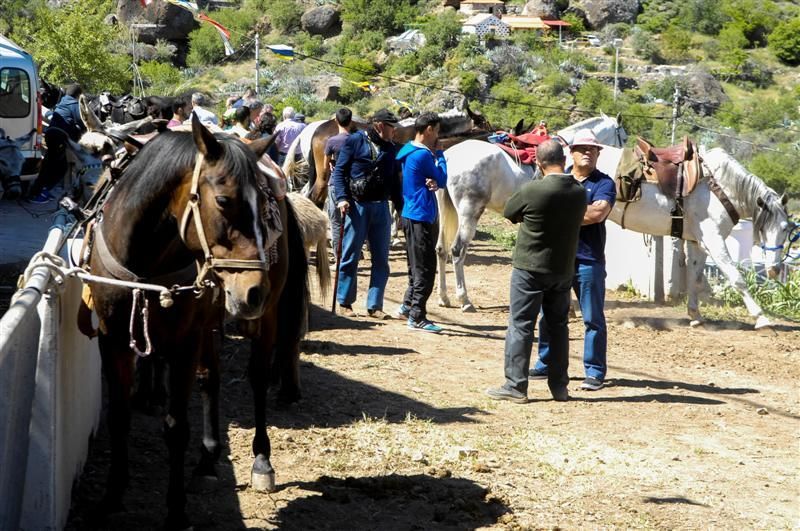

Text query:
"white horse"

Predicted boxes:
[[596, 145, 793, 329], [436, 114, 628, 312]]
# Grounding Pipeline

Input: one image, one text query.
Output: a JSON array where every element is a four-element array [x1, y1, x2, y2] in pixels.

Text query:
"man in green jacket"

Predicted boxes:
[[486, 139, 587, 403]]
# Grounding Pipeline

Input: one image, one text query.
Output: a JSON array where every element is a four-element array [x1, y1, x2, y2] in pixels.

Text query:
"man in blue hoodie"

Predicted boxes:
[[333, 108, 402, 318], [29, 83, 86, 203], [396, 112, 447, 333]]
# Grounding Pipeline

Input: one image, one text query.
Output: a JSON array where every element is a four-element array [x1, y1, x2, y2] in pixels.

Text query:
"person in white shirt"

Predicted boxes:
[[187, 92, 218, 126], [273, 106, 306, 165]]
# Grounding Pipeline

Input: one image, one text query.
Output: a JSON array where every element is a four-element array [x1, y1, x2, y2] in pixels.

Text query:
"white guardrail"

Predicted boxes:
[[0, 218, 101, 530]]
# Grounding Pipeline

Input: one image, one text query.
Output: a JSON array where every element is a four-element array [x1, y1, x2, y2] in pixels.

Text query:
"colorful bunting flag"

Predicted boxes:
[[139, 0, 153, 6], [163, 0, 199, 13], [266, 45, 295, 60], [197, 13, 234, 56]]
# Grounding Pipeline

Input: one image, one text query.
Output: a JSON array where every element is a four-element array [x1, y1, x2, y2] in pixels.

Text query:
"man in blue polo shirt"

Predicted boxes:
[[396, 112, 447, 333], [531, 129, 616, 391]]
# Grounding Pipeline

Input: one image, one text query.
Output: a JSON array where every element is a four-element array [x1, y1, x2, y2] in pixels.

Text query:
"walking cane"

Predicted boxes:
[[331, 218, 346, 313]]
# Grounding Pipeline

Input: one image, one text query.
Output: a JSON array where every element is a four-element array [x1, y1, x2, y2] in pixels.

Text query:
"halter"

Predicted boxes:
[[179, 153, 268, 289], [752, 193, 799, 262]]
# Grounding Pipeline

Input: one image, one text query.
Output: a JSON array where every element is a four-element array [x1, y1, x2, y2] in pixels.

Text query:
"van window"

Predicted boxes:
[[0, 68, 31, 118]]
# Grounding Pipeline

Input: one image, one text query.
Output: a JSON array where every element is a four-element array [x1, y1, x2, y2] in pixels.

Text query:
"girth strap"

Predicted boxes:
[[707, 175, 740, 226]]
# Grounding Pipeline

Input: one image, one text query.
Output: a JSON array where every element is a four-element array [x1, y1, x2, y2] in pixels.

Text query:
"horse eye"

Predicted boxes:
[[780, 221, 788, 230], [215, 195, 231, 208]]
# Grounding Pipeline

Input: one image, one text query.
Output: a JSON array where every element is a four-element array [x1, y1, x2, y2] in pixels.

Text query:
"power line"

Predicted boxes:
[[678, 118, 793, 154]]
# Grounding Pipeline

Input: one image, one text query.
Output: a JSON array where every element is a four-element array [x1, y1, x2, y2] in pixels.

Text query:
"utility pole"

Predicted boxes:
[[670, 85, 680, 144], [254, 33, 260, 96], [613, 38, 622, 100]]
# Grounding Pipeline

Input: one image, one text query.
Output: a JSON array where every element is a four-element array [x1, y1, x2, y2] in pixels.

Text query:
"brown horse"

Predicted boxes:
[[83, 115, 307, 529], [284, 105, 493, 207]]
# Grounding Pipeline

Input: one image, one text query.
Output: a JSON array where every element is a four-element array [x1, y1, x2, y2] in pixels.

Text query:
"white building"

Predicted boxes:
[[459, 0, 505, 15], [461, 13, 510, 39]]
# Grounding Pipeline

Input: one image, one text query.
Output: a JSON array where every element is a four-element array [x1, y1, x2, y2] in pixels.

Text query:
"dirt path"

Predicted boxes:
[[67, 227, 800, 530]]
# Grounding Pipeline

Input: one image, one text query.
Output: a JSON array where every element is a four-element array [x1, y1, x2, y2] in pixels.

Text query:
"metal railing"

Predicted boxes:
[[0, 218, 101, 530]]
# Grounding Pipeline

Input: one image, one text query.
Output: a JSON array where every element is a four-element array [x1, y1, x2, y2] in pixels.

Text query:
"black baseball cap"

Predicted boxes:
[[372, 108, 399, 124]]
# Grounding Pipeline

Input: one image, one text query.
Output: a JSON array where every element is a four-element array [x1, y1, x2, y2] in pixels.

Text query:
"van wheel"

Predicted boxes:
[[1, 176, 22, 200]]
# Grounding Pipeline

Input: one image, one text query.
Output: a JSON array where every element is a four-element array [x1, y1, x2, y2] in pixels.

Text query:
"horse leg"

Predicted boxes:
[[700, 231, 770, 328], [452, 207, 481, 312], [163, 348, 195, 530], [435, 225, 451, 308], [249, 321, 278, 492], [685, 241, 707, 327], [194, 327, 221, 479], [100, 338, 135, 513]]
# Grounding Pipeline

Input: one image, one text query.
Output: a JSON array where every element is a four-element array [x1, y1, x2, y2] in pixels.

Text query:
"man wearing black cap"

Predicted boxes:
[[332, 108, 402, 319]]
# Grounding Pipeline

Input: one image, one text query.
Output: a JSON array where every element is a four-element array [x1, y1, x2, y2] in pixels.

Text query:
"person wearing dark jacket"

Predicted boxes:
[[332, 108, 401, 319], [486, 139, 587, 403], [396, 112, 447, 333], [29, 83, 86, 203]]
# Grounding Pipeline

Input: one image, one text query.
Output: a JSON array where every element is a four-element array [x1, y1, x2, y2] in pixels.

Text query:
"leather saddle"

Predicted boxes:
[[490, 131, 550, 166], [635, 136, 701, 199]]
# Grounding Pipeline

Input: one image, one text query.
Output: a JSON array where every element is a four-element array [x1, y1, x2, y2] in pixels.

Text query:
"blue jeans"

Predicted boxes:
[[536, 261, 607, 381], [504, 268, 572, 394], [337, 200, 391, 311]]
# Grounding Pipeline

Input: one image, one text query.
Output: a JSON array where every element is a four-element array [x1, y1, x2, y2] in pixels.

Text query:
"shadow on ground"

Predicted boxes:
[[273, 473, 509, 530]]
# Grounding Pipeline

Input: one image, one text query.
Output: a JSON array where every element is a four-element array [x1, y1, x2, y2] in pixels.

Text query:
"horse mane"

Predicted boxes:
[[115, 131, 260, 215], [396, 108, 475, 137], [703, 147, 777, 219]]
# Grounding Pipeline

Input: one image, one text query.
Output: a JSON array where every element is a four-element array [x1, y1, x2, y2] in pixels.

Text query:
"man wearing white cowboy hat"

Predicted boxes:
[[530, 128, 616, 391]]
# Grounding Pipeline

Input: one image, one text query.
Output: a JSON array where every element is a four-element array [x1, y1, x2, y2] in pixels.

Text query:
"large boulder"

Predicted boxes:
[[301, 6, 341, 38], [117, 0, 197, 42], [521, 0, 559, 19], [568, 0, 640, 29], [682, 67, 728, 115]]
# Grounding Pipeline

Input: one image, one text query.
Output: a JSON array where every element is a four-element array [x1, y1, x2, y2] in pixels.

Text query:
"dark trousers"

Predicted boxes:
[[402, 217, 438, 322], [504, 268, 572, 395], [31, 129, 69, 195]]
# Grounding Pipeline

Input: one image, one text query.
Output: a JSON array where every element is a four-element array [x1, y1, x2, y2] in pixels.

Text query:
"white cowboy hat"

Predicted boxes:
[[570, 129, 604, 149]]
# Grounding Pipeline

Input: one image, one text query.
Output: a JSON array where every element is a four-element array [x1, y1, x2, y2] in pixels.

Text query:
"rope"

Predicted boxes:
[[128, 288, 153, 357]]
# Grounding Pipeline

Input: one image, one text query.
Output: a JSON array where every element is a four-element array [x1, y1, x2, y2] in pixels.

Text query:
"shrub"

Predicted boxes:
[[748, 152, 800, 197], [769, 18, 800, 65], [187, 9, 257, 67], [138, 61, 182, 96], [459, 71, 481, 99], [679, 0, 726, 35], [422, 10, 462, 51], [576, 78, 614, 112], [560, 13, 585, 34], [720, 0, 779, 47], [660, 25, 692, 62], [630, 28, 662, 62]]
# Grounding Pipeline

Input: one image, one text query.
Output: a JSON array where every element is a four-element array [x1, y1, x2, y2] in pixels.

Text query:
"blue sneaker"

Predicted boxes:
[[28, 190, 53, 204], [396, 303, 410, 318], [407, 317, 442, 333]]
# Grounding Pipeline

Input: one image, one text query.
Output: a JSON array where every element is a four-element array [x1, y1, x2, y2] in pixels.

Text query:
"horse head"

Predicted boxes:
[[178, 114, 272, 319], [754, 191, 793, 279]]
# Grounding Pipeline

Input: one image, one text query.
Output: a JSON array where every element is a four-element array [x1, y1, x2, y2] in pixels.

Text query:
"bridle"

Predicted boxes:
[[752, 193, 799, 262], [179, 153, 268, 289]]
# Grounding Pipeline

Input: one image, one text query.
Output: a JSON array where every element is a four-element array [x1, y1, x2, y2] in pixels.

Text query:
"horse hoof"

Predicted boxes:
[[755, 315, 772, 329], [391, 238, 402, 248], [192, 462, 218, 480], [461, 303, 476, 313], [251, 455, 276, 492], [438, 298, 451, 308], [689, 319, 703, 327]]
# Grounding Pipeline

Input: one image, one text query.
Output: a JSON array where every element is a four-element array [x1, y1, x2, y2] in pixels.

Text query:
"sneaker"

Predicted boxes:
[[528, 368, 548, 380], [580, 377, 604, 391], [485, 386, 528, 404], [28, 190, 53, 204], [367, 309, 391, 320], [338, 304, 358, 318], [396, 303, 410, 318], [407, 317, 442, 333], [550, 387, 570, 402]]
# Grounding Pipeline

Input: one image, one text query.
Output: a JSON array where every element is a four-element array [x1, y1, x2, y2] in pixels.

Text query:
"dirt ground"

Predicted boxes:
[[66, 222, 800, 530]]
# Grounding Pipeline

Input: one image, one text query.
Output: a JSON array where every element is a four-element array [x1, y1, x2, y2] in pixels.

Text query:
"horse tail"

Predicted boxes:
[[282, 134, 304, 191], [314, 235, 331, 300], [274, 198, 309, 403], [438, 187, 458, 259]]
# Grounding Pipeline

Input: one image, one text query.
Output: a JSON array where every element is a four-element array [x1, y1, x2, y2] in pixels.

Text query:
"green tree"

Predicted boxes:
[[769, 18, 800, 65], [720, 0, 778, 47], [13, 0, 128, 93], [576, 78, 613, 112], [680, 0, 726, 35], [423, 10, 462, 50], [340, 0, 417, 36], [338, 57, 376, 103], [748, 152, 800, 197], [138, 61, 182, 96], [660, 25, 692, 62], [630, 28, 662, 62]]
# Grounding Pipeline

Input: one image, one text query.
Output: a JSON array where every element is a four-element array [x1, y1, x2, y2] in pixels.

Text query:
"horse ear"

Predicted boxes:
[[615, 112, 623, 127], [513, 119, 524, 136], [781, 193, 788, 206], [79, 94, 106, 133], [191, 113, 222, 160], [757, 196, 766, 209], [248, 133, 276, 158]]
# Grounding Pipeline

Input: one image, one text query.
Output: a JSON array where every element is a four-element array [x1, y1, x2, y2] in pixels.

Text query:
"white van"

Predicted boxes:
[[0, 34, 42, 180]]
